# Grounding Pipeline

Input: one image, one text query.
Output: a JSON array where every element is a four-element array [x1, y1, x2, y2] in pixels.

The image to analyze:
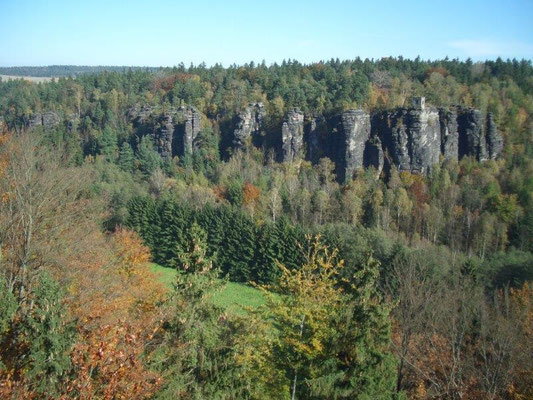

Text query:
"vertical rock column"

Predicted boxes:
[[281, 108, 304, 162], [340, 109, 371, 181], [439, 108, 459, 161], [486, 113, 503, 160], [153, 113, 175, 159], [407, 108, 441, 173], [180, 106, 202, 156], [232, 102, 265, 149], [458, 108, 487, 161]]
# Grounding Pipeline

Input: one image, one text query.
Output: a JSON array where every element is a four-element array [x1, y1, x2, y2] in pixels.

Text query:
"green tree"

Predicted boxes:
[[137, 135, 161, 176], [98, 126, 118, 161], [255, 236, 398, 399], [148, 232, 249, 399], [118, 141, 135, 172], [15, 273, 76, 396]]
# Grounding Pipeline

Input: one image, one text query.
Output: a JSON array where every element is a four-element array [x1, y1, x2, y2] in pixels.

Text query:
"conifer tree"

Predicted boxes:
[[254, 236, 398, 399], [16, 273, 76, 397], [118, 141, 135, 172], [98, 126, 118, 161]]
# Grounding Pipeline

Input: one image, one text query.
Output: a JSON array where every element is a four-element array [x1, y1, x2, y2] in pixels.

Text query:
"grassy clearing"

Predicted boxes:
[[0, 75, 55, 83], [150, 263, 266, 315]]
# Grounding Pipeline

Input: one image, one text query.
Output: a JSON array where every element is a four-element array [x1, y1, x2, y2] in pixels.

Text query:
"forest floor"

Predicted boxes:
[[150, 263, 266, 315]]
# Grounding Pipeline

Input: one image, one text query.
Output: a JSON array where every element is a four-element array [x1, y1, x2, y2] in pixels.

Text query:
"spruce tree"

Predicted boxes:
[[98, 126, 118, 161], [137, 135, 161, 176], [16, 273, 76, 397], [118, 141, 135, 172]]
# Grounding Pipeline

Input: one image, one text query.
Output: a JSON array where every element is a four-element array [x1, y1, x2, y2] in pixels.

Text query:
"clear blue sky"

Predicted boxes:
[[1, 0, 532, 67]]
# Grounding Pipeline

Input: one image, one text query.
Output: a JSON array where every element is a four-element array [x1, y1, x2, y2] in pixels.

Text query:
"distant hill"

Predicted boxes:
[[0, 65, 162, 77]]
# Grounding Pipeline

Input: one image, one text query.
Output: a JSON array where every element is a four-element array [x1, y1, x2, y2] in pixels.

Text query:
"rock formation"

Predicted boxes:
[[486, 113, 503, 160], [439, 108, 459, 161], [128, 104, 202, 159], [307, 115, 327, 164], [281, 108, 304, 162], [363, 136, 384, 176], [340, 109, 371, 181], [233, 103, 265, 149], [407, 107, 441, 173], [458, 108, 487, 161], [153, 113, 175, 159], [179, 105, 202, 157], [27, 111, 61, 131]]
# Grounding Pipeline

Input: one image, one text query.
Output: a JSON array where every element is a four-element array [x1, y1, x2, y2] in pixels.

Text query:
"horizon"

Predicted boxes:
[[2, 55, 533, 69], [1, 0, 532, 67]]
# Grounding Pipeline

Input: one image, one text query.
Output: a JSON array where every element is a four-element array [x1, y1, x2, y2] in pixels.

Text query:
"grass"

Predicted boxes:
[[0, 74, 55, 83], [150, 263, 267, 315]]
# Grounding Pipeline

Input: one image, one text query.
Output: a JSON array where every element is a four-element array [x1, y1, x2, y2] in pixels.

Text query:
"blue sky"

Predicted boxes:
[[1, 0, 532, 66]]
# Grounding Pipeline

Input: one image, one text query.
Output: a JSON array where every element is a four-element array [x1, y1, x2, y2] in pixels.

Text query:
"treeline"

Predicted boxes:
[[126, 193, 533, 289], [126, 197, 305, 283], [0, 65, 161, 78]]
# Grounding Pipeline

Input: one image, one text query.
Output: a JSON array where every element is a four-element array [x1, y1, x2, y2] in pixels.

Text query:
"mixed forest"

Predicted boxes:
[[0, 57, 532, 399]]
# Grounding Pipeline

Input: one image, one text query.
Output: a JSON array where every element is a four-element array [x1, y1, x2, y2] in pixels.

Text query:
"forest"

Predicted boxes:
[[0, 57, 532, 399]]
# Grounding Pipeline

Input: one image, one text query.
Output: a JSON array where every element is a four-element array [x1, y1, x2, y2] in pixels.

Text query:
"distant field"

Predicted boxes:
[[150, 263, 266, 315], [0, 74, 55, 83]]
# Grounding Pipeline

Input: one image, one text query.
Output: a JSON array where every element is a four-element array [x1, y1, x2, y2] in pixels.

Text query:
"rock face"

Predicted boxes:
[[128, 104, 153, 125], [407, 108, 441, 173], [307, 115, 327, 164], [458, 108, 487, 161], [179, 106, 202, 157], [363, 136, 384, 176], [233, 103, 265, 149], [42, 112, 61, 130], [376, 107, 440, 173], [153, 113, 175, 159], [28, 113, 43, 130], [27, 111, 61, 131], [439, 108, 459, 161], [339, 109, 371, 181], [128, 104, 202, 159], [281, 108, 304, 162], [486, 113, 503, 160]]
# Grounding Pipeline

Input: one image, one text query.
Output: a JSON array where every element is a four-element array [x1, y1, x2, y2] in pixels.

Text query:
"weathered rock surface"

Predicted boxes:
[[179, 105, 202, 157], [42, 112, 61, 130], [28, 113, 43, 130], [486, 113, 503, 160], [364, 136, 384, 176], [306, 115, 326, 164], [458, 108, 487, 161], [127, 104, 203, 159], [233, 103, 265, 149], [153, 113, 175, 159], [281, 108, 304, 162], [27, 111, 61, 131], [340, 109, 371, 181], [407, 108, 441, 173], [376, 109, 411, 171], [375, 107, 440, 173], [439, 108, 459, 160], [128, 104, 153, 125]]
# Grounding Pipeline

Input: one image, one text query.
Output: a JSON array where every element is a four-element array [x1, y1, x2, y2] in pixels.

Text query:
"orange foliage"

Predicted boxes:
[[64, 321, 162, 400], [242, 181, 261, 206]]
